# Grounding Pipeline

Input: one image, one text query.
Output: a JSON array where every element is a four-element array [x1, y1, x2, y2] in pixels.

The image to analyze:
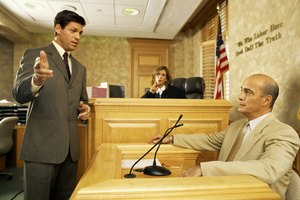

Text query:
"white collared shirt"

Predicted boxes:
[[242, 112, 270, 143], [52, 41, 72, 75], [156, 85, 166, 96]]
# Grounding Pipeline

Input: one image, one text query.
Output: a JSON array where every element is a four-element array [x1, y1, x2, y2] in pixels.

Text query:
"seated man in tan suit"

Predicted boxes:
[[151, 74, 300, 200]]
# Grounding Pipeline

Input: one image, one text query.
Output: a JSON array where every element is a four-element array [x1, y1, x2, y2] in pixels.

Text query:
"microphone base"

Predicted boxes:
[[124, 173, 136, 178], [143, 165, 171, 176]]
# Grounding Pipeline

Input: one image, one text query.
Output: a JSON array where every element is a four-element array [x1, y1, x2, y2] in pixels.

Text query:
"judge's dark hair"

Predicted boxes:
[[151, 66, 172, 86], [54, 10, 86, 35]]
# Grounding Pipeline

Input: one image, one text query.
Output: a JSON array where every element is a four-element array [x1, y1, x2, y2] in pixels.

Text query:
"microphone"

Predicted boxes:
[[143, 115, 183, 176], [124, 114, 183, 178]]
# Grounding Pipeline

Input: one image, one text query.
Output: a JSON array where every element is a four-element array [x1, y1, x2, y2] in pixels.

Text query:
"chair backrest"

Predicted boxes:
[[0, 116, 18, 155], [286, 170, 300, 200], [171, 77, 205, 99]]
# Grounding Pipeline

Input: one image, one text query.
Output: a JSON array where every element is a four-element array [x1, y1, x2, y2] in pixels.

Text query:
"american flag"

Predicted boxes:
[[214, 17, 229, 99]]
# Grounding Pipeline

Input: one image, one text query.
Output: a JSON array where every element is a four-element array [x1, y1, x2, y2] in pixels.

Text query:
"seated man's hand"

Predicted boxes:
[[181, 165, 202, 177], [150, 134, 172, 144]]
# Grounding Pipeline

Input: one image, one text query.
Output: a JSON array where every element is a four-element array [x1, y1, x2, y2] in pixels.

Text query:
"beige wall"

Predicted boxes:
[[228, 0, 300, 130], [0, 36, 13, 100], [169, 29, 202, 78]]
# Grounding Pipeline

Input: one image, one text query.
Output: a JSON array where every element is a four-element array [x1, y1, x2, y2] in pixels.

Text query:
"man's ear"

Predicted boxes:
[[54, 24, 62, 35], [263, 95, 272, 106]]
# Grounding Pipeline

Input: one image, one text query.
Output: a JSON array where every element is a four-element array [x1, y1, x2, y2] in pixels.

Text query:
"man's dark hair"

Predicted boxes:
[[252, 74, 279, 109], [262, 80, 279, 109], [54, 10, 86, 30]]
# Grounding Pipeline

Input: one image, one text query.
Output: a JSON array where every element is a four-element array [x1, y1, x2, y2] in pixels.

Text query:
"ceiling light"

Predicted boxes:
[[24, 2, 44, 10], [60, 5, 77, 11], [122, 8, 140, 16]]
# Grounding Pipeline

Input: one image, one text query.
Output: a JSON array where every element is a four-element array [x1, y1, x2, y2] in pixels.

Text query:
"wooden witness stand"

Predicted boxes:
[[70, 98, 280, 199], [70, 143, 280, 200]]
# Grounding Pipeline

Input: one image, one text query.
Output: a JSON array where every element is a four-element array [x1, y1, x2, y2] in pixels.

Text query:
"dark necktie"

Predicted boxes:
[[63, 52, 71, 79], [226, 122, 249, 161]]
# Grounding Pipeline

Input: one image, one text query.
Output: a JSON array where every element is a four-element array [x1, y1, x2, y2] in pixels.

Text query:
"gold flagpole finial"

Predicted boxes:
[[217, 4, 220, 15]]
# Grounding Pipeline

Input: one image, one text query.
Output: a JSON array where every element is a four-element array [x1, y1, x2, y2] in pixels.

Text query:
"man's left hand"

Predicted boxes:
[[181, 165, 202, 177], [78, 101, 90, 120]]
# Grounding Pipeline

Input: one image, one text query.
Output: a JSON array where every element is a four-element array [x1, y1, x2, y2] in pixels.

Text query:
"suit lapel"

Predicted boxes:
[[235, 113, 275, 160], [44, 44, 70, 82]]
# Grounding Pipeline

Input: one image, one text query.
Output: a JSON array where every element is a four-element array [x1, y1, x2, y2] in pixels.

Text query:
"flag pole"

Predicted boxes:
[[217, 4, 220, 14], [214, 3, 229, 99], [217, 4, 225, 99], [217, 3, 224, 99]]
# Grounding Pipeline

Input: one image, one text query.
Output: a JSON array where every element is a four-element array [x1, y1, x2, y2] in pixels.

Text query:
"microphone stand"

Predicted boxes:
[[143, 124, 183, 176], [123, 125, 179, 178], [124, 115, 183, 178]]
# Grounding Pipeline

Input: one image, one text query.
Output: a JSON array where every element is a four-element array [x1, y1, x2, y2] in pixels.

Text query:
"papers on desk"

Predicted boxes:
[[122, 159, 161, 169], [0, 99, 9, 103]]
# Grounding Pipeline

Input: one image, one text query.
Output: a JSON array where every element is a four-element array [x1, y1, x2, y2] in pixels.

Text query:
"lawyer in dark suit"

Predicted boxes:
[[12, 10, 90, 200], [151, 74, 300, 199], [141, 65, 186, 98]]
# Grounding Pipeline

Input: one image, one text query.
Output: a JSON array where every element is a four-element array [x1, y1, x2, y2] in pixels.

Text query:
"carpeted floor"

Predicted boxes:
[[0, 167, 24, 200]]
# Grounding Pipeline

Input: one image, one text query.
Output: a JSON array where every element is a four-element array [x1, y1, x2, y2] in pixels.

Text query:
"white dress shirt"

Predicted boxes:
[[156, 85, 166, 96], [242, 112, 270, 143]]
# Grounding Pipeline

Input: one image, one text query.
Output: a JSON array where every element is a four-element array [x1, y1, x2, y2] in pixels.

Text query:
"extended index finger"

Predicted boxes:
[[40, 50, 49, 69]]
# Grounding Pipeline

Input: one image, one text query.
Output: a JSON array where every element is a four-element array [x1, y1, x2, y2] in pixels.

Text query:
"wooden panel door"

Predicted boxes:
[[128, 39, 172, 98]]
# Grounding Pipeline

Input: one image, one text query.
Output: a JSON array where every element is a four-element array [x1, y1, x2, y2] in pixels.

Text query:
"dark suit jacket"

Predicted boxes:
[[173, 113, 300, 199], [141, 85, 186, 99], [12, 43, 88, 164]]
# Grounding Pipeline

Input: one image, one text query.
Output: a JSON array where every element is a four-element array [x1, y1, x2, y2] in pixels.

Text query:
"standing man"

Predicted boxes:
[[151, 74, 300, 199], [12, 10, 90, 200]]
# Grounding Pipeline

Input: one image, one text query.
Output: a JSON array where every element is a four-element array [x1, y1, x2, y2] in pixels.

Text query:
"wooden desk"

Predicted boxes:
[[71, 143, 280, 200], [8, 123, 90, 179], [6, 125, 25, 168]]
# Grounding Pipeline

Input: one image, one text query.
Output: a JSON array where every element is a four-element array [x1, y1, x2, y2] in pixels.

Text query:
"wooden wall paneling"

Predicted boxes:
[[102, 119, 161, 143], [92, 98, 232, 154], [6, 125, 25, 168]]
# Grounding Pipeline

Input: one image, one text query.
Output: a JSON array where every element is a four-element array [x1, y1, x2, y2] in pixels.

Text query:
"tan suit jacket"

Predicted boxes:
[[173, 113, 300, 199]]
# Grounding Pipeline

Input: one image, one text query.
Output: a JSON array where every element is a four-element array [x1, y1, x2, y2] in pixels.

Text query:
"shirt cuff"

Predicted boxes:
[[31, 75, 43, 96]]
